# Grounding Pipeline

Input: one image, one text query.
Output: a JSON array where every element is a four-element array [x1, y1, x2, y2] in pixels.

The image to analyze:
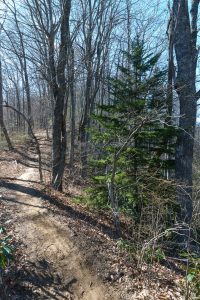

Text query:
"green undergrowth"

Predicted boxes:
[[0, 226, 14, 269], [72, 189, 111, 210], [179, 251, 200, 299]]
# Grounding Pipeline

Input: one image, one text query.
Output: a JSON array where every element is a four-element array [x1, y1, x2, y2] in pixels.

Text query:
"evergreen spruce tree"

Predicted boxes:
[[89, 39, 177, 235]]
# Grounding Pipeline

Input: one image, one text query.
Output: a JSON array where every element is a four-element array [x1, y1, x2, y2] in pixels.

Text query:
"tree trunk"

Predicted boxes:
[[0, 59, 13, 150], [79, 64, 93, 178], [69, 48, 76, 174], [172, 0, 199, 230], [52, 89, 67, 191], [51, 0, 71, 191]]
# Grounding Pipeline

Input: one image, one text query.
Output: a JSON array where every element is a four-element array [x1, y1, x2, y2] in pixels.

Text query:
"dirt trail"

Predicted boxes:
[[4, 166, 116, 300]]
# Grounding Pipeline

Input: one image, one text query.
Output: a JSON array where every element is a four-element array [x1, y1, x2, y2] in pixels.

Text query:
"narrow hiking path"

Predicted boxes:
[[1, 160, 117, 299], [0, 136, 185, 300]]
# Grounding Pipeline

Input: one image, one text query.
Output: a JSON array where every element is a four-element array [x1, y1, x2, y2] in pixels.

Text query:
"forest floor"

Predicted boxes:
[[0, 133, 185, 299]]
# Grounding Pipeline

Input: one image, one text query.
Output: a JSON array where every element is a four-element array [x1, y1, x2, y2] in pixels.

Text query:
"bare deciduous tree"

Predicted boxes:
[[170, 0, 200, 232]]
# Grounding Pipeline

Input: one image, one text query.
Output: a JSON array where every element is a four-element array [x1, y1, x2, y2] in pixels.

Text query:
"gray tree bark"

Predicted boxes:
[[171, 0, 199, 228], [25, 0, 71, 191], [51, 0, 71, 191], [69, 47, 76, 174], [0, 59, 13, 150]]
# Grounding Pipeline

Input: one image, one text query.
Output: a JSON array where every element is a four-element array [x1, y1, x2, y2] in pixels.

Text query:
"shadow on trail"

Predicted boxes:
[[14, 149, 38, 162], [0, 177, 39, 184], [0, 154, 40, 169], [0, 180, 116, 240], [11, 259, 71, 300], [14, 149, 51, 169], [15, 158, 50, 171], [0, 155, 39, 169], [2, 196, 47, 209], [0, 157, 17, 162]]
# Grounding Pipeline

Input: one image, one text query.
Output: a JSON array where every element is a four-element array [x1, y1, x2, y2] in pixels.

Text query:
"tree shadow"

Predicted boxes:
[[14, 158, 50, 171], [0, 180, 117, 239], [1, 196, 47, 209], [15, 159, 41, 169], [13, 149, 51, 169], [0, 157, 16, 162], [160, 258, 186, 276], [0, 177, 39, 184], [14, 149, 38, 162], [0, 153, 40, 169], [9, 259, 73, 299]]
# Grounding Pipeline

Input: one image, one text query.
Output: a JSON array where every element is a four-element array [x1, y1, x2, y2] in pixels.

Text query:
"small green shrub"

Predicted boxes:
[[0, 226, 14, 269], [116, 238, 136, 258], [139, 245, 166, 265], [73, 188, 110, 209], [180, 252, 200, 299]]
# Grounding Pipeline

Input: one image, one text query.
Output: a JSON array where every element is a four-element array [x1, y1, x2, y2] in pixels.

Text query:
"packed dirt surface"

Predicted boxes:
[[1, 165, 117, 300], [0, 136, 185, 300]]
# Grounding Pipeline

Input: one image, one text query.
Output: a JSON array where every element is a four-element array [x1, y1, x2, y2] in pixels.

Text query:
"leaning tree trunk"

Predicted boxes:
[[172, 0, 199, 232], [0, 59, 13, 150], [3, 104, 43, 183]]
